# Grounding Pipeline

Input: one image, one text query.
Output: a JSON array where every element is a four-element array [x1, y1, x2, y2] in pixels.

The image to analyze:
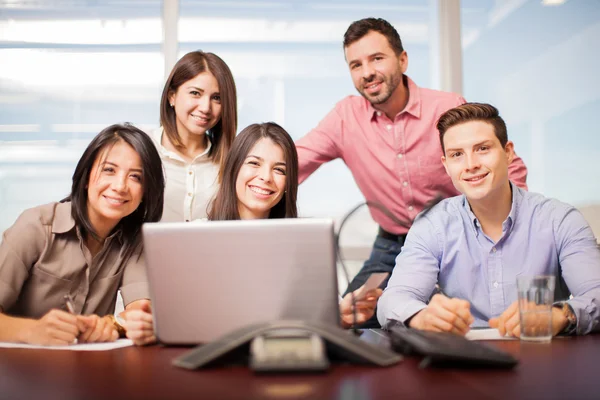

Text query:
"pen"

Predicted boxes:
[[435, 284, 447, 297], [63, 294, 81, 344], [64, 294, 77, 315]]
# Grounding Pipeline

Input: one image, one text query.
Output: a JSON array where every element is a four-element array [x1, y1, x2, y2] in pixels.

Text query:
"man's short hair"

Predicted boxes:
[[437, 103, 508, 152], [343, 17, 404, 55]]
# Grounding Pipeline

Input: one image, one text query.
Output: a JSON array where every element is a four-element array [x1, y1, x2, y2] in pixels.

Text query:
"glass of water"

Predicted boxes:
[[516, 275, 556, 342]]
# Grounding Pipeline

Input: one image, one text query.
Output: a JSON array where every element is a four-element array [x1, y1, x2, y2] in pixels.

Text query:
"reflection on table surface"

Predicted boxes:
[[1, 334, 599, 400]]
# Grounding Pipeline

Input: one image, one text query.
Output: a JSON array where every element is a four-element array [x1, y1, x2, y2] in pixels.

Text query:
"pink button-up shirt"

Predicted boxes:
[[297, 76, 528, 235]]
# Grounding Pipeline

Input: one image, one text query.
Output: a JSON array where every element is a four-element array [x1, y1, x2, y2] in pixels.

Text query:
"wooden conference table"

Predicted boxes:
[[1, 333, 599, 400]]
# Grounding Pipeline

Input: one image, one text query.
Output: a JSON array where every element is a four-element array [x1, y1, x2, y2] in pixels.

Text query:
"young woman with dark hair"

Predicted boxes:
[[0, 123, 164, 346], [208, 122, 298, 221], [209, 122, 379, 329], [151, 50, 238, 222]]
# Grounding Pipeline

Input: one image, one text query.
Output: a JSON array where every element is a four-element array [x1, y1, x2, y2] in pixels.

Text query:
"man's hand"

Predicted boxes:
[[121, 299, 156, 346], [77, 315, 119, 343], [26, 309, 85, 346], [340, 288, 382, 328], [489, 301, 520, 337], [489, 301, 568, 338], [408, 294, 474, 335]]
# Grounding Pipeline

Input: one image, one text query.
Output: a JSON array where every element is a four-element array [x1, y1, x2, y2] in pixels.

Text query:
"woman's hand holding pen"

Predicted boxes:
[[26, 309, 86, 346], [121, 299, 156, 346], [63, 294, 119, 343]]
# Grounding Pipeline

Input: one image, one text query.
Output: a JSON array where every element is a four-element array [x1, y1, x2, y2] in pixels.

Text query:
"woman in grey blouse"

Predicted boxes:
[[0, 123, 164, 346]]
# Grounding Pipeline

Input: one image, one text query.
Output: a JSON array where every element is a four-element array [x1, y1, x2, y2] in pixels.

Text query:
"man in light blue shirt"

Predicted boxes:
[[377, 103, 600, 337]]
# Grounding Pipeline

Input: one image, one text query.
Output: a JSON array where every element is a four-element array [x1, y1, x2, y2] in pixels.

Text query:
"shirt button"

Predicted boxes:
[[492, 247, 497, 253], [493, 281, 499, 288], [185, 219, 190, 222], [188, 170, 193, 175], [397, 153, 403, 159], [188, 192, 193, 197], [408, 206, 414, 211], [403, 181, 408, 187], [386, 125, 392, 130]]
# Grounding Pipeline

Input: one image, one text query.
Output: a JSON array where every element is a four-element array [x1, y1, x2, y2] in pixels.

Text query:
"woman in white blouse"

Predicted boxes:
[[152, 50, 237, 222]]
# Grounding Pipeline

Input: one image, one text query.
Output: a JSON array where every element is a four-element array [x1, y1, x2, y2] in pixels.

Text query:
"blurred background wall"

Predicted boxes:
[[1, 0, 599, 265]]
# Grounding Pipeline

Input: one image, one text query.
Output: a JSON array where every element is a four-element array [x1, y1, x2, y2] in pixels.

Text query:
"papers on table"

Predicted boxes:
[[465, 328, 517, 341], [0, 338, 134, 351]]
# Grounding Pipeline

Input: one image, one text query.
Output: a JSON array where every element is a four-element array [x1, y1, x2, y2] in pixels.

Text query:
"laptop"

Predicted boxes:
[[142, 218, 340, 345]]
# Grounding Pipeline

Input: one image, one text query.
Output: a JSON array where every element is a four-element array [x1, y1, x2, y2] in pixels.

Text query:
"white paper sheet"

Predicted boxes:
[[465, 328, 517, 341], [0, 338, 134, 351]]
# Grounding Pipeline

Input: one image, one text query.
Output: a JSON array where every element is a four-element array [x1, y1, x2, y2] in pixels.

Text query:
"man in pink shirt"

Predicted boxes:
[[296, 18, 528, 327]]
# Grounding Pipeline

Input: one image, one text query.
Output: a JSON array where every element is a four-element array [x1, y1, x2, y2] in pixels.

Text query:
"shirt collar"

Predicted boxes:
[[462, 181, 522, 237], [153, 127, 213, 162], [52, 201, 123, 244], [106, 227, 124, 244], [505, 182, 522, 235], [369, 75, 422, 121], [402, 75, 421, 118], [462, 196, 480, 237], [51, 201, 76, 234]]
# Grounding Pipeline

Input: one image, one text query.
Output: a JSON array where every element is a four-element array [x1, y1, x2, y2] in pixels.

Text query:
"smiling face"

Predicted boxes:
[[86, 140, 144, 237], [441, 120, 514, 204], [344, 30, 407, 106], [169, 71, 222, 140], [235, 137, 287, 220]]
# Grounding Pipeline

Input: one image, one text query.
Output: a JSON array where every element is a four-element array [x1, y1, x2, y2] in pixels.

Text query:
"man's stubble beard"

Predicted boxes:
[[359, 70, 403, 106]]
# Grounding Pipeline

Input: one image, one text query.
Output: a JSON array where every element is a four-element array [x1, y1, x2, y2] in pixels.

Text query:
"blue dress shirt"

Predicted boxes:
[[377, 184, 600, 335]]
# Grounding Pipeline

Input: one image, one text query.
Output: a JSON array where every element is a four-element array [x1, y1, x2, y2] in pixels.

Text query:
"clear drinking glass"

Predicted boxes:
[[516, 275, 555, 342]]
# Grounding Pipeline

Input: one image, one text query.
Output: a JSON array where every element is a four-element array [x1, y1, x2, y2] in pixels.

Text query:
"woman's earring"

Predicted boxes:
[[170, 103, 174, 108]]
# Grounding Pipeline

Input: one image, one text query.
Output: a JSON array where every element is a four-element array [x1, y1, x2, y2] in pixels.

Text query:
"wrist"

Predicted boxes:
[[407, 310, 424, 329], [17, 317, 38, 344], [552, 302, 577, 336], [551, 307, 568, 335], [105, 314, 126, 338]]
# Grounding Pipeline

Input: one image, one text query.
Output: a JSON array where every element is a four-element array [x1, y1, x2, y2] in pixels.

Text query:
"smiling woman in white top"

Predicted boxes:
[[152, 51, 238, 222]]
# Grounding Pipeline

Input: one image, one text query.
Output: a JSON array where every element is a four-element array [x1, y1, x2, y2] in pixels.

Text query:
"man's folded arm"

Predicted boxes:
[[377, 215, 442, 328]]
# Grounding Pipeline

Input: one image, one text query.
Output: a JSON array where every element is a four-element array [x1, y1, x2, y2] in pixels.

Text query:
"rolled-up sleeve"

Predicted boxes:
[[0, 209, 45, 312], [377, 215, 442, 327], [119, 247, 150, 306], [555, 207, 600, 335]]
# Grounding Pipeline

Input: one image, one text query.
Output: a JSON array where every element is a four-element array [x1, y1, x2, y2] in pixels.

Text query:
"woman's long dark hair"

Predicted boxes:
[[63, 123, 165, 261], [208, 122, 298, 221], [160, 50, 237, 181]]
